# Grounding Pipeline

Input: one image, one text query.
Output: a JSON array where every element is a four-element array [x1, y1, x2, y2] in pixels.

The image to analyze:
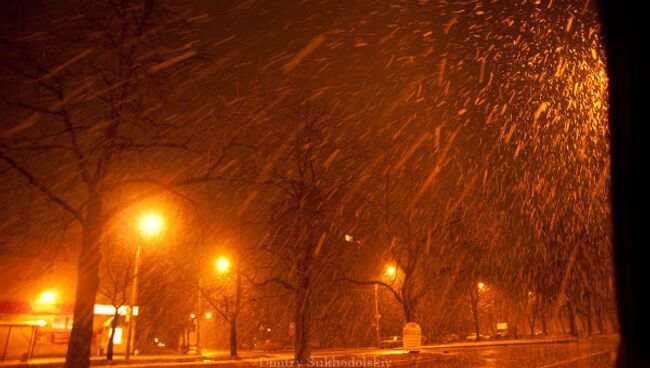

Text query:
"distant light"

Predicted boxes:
[[111, 328, 123, 344], [215, 257, 231, 274], [205, 312, 212, 319], [385, 265, 397, 277], [267, 328, 271, 332], [190, 313, 196, 319], [37, 320, 47, 327], [138, 211, 165, 239], [478, 282, 485, 290], [37, 290, 58, 305], [94, 304, 138, 316], [344, 234, 354, 242]]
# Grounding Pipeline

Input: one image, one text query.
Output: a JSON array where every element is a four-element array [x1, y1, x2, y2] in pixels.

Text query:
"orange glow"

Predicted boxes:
[[138, 211, 165, 239], [215, 257, 231, 274], [478, 282, 485, 290], [37, 290, 58, 305], [385, 265, 397, 277]]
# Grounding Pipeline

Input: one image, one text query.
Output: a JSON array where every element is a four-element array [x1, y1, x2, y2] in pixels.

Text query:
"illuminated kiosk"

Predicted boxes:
[[95, 304, 139, 357], [0, 300, 138, 361]]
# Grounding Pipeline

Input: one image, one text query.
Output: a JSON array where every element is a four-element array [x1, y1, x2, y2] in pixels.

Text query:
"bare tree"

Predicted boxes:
[[341, 139, 469, 324], [98, 239, 134, 360], [467, 282, 494, 341], [243, 100, 357, 361], [200, 255, 244, 357], [0, 2, 202, 366]]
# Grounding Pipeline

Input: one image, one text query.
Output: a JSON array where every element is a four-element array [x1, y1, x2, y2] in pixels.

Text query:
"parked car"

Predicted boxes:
[[379, 335, 402, 348], [442, 333, 460, 343], [465, 333, 491, 341]]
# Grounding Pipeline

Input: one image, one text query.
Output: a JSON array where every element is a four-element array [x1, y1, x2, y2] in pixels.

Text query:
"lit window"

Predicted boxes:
[[53, 317, 71, 330]]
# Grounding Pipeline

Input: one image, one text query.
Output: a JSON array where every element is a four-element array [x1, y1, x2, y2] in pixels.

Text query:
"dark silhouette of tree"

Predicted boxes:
[[244, 100, 357, 361], [200, 254, 244, 357], [0, 2, 202, 366], [98, 239, 134, 360]]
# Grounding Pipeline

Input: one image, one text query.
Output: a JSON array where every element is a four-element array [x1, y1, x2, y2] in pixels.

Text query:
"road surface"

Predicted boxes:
[[0, 335, 617, 368], [381, 336, 617, 367], [222, 335, 618, 368]]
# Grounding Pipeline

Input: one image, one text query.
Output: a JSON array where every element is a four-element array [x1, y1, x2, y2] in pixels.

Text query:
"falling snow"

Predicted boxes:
[[0, 0, 614, 366]]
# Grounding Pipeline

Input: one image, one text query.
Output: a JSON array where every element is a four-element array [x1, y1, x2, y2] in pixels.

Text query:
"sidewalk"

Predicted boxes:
[[0, 353, 207, 368], [0, 350, 287, 368]]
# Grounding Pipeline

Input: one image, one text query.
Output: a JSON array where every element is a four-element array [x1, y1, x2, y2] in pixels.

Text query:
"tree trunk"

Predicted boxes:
[[294, 276, 311, 362], [229, 320, 238, 357], [585, 314, 593, 336], [566, 302, 578, 337], [586, 294, 594, 336], [230, 260, 242, 357], [595, 304, 605, 334], [65, 197, 103, 368], [106, 309, 119, 360], [474, 310, 480, 341], [529, 311, 536, 336], [470, 291, 480, 341], [402, 302, 412, 323]]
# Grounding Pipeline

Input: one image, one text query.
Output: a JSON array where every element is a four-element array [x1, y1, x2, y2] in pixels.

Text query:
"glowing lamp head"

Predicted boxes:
[[478, 282, 485, 290], [138, 211, 164, 239], [215, 257, 231, 274], [385, 265, 397, 277], [37, 290, 58, 305]]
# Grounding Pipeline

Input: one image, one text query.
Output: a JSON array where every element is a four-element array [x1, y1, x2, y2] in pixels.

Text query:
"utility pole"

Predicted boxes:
[[197, 289, 202, 353], [125, 243, 141, 360], [374, 284, 381, 346]]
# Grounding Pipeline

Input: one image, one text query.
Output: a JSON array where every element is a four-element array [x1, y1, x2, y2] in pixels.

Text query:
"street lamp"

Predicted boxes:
[[196, 256, 231, 353], [36, 290, 58, 305], [478, 282, 485, 290], [372, 264, 398, 348], [373, 284, 382, 347], [138, 211, 165, 239], [125, 210, 165, 360], [215, 256, 231, 274], [385, 265, 397, 279]]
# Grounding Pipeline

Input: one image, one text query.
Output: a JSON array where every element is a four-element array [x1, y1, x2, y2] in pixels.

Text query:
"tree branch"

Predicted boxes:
[[245, 273, 296, 292], [0, 151, 82, 223], [337, 275, 404, 306]]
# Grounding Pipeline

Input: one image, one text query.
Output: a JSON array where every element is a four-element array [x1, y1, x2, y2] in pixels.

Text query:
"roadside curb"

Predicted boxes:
[[420, 337, 578, 351]]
